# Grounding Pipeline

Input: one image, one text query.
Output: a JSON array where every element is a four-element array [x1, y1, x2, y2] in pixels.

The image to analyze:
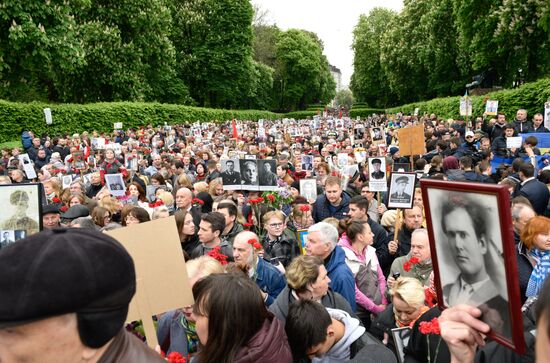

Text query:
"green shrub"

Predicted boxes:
[[284, 110, 318, 119], [349, 108, 385, 118], [385, 78, 550, 120], [0, 101, 281, 143]]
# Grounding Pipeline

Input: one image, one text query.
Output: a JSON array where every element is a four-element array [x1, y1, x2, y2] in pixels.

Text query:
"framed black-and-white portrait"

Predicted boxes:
[[301, 155, 313, 171], [62, 175, 73, 190], [300, 179, 317, 202], [221, 158, 241, 190], [240, 159, 259, 190], [388, 172, 416, 209], [258, 159, 278, 191], [0, 183, 42, 238], [391, 327, 411, 363], [105, 173, 126, 197], [368, 157, 387, 192], [337, 153, 348, 168], [420, 179, 525, 354]]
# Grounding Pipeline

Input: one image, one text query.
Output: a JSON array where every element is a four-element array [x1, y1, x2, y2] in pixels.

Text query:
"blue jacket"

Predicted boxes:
[[325, 246, 357, 311], [312, 192, 350, 223], [256, 257, 286, 306]]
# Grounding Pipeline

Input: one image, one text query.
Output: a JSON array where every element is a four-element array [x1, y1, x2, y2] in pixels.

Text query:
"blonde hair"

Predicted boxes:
[[157, 191, 174, 206], [390, 277, 425, 308], [262, 210, 285, 225], [208, 178, 224, 197], [177, 173, 193, 189], [286, 255, 324, 294], [193, 181, 209, 193], [98, 196, 120, 214], [186, 255, 225, 283]]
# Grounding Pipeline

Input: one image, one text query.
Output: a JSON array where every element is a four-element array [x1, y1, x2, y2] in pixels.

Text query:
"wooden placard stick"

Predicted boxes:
[[393, 208, 401, 244], [134, 279, 159, 348]]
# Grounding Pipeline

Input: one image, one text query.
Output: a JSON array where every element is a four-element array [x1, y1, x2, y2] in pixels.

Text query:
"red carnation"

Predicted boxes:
[[409, 256, 420, 265], [249, 198, 259, 204], [253, 242, 263, 250], [419, 317, 440, 335], [52, 197, 61, 203], [60, 205, 69, 213], [257, 197, 264, 203], [299, 204, 311, 212], [403, 261, 411, 272], [207, 246, 228, 265], [243, 222, 253, 228], [167, 352, 186, 363], [266, 194, 276, 202], [192, 198, 204, 205]]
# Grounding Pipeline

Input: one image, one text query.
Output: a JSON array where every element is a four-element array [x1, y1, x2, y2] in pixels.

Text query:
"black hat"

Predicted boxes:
[[371, 158, 382, 165], [61, 204, 90, 219], [0, 228, 135, 347], [42, 203, 60, 215], [396, 176, 409, 184]]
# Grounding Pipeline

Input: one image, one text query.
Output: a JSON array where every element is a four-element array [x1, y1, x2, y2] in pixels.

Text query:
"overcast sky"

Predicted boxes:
[[252, 0, 403, 88]]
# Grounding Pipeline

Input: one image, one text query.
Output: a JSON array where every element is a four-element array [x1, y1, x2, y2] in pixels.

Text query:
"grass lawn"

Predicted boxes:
[[0, 141, 22, 149]]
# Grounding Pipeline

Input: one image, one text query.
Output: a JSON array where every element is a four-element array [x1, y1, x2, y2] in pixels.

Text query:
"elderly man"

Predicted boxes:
[[0, 228, 165, 362], [42, 204, 61, 230], [511, 200, 537, 302], [175, 187, 200, 226], [387, 205, 423, 260], [387, 229, 432, 288], [85, 172, 103, 199], [144, 154, 163, 176], [233, 231, 286, 306], [306, 222, 356, 311], [312, 176, 350, 222]]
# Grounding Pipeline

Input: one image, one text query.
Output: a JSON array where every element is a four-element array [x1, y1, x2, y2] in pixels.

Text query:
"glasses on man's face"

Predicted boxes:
[[268, 223, 284, 228]]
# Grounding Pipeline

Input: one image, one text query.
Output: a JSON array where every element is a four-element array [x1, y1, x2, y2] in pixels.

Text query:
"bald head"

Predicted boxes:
[[175, 187, 193, 210], [233, 231, 259, 265]]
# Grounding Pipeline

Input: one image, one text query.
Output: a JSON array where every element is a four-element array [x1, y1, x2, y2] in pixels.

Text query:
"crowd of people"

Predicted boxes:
[[1, 109, 550, 363]]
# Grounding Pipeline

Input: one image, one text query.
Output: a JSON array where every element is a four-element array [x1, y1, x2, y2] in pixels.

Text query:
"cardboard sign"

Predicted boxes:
[[396, 125, 426, 156], [107, 217, 193, 348], [114, 122, 123, 129], [485, 100, 499, 116]]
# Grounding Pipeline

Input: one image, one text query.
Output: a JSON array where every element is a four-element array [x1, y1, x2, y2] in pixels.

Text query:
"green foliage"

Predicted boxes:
[[334, 89, 354, 110], [386, 78, 550, 119], [0, 100, 279, 143], [349, 108, 385, 118], [283, 110, 318, 119], [351, 0, 550, 108]]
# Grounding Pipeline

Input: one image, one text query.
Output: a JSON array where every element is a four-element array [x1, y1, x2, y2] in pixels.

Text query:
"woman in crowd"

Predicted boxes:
[[370, 277, 429, 355], [175, 209, 200, 257], [151, 172, 172, 192], [339, 220, 388, 328], [427, 155, 443, 177], [125, 206, 151, 225], [91, 206, 111, 229], [100, 148, 126, 175], [157, 256, 224, 357], [522, 216, 550, 298], [288, 202, 314, 240], [195, 163, 208, 182], [261, 210, 301, 269], [316, 162, 330, 185], [43, 179, 61, 203], [207, 178, 225, 198], [152, 206, 170, 220], [277, 164, 294, 185], [269, 255, 354, 322], [127, 181, 148, 206], [192, 273, 292, 363], [68, 192, 86, 208], [98, 195, 122, 223]]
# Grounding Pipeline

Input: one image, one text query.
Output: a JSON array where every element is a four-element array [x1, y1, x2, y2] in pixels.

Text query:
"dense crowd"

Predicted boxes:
[[0, 110, 550, 363]]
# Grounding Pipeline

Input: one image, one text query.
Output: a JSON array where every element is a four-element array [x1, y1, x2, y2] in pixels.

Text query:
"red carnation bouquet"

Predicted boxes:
[[403, 256, 420, 272], [418, 317, 441, 363], [248, 238, 263, 252], [207, 246, 228, 265], [192, 198, 204, 208]]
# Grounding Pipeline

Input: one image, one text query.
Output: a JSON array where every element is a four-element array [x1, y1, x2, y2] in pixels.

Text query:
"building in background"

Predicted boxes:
[[330, 65, 343, 92]]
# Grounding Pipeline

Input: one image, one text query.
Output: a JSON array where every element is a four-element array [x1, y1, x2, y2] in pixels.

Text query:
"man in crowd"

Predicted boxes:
[[513, 108, 533, 133], [42, 204, 61, 230], [387, 229, 432, 288], [285, 300, 394, 362], [85, 172, 103, 199], [191, 212, 233, 261], [306, 222, 356, 311], [175, 187, 200, 226], [217, 201, 243, 246], [530, 112, 549, 133], [312, 176, 350, 222], [232, 231, 286, 306], [0, 228, 166, 362], [516, 162, 550, 215], [387, 205, 424, 260], [144, 154, 163, 176]]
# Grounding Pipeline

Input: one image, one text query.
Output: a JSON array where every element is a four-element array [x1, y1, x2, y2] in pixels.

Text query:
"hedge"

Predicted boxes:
[[0, 100, 280, 143], [284, 110, 318, 119], [385, 77, 550, 120], [349, 108, 385, 118]]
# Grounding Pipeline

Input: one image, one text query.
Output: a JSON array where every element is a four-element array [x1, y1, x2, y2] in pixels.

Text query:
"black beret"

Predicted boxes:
[[0, 228, 135, 329], [371, 158, 382, 164], [61, 204, 90, 219]]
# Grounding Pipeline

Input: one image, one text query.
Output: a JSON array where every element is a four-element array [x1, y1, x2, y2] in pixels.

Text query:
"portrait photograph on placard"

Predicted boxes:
[[391, 327, 411, 363], [301, 155, 313, 171], [393, 163, 411, 172], [337, 153, 349, 168], [0, 183, 42, 237], [62, 175, 73, 190], [240, 159, 259, 190], [220, 158, 241, 190], [105, 173, 126, 197], [300, 179, 318, 202], [369, 157, 386, 180], [258, 159, 278, 190], [388, 172, 416, 209], [420, 179, 525, 354]]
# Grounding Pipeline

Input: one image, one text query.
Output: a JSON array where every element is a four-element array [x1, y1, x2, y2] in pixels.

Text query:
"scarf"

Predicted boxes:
[[526, 249, 550, 297], [395, 305, 429, 328], [180, 316, 199, 354]]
